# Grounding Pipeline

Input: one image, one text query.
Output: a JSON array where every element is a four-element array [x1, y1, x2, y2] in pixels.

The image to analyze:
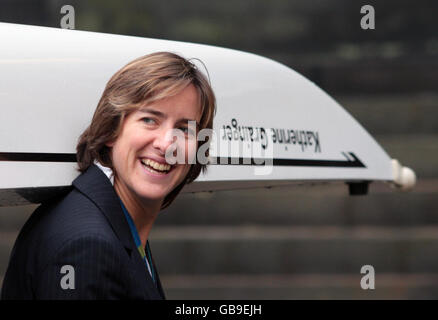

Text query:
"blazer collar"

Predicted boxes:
[[72, 164, 134, 252]]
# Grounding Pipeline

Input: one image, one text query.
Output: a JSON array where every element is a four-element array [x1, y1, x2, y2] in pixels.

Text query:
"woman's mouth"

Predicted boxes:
[[140, 158, 174, 175]]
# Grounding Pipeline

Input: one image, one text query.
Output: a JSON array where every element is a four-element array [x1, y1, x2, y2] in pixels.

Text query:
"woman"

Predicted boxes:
[[1, 52, 216, 299]]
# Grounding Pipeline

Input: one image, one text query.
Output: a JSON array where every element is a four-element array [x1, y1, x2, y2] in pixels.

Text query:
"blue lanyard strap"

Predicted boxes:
[[119, 200, 156, 285]]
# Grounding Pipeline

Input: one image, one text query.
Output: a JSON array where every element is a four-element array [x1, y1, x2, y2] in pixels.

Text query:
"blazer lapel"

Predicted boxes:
[[130, 244, 164, 299], [148, 241, 166, 299], [72, 164, 164, 299]]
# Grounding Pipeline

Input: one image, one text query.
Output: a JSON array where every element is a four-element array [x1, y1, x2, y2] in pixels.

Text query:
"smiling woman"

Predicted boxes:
[[1, 52, 216, 300]]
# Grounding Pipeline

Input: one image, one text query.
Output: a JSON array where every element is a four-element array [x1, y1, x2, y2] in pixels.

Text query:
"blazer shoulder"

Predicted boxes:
[[21, 188, 121, 267], [41, 188, 114, 237]]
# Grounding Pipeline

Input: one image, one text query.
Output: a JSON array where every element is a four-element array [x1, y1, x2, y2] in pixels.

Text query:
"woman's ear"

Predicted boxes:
[[105, 140, 115, 148]]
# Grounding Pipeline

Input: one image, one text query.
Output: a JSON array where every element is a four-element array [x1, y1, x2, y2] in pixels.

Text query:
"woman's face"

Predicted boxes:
[[109, 84, 201, 206]]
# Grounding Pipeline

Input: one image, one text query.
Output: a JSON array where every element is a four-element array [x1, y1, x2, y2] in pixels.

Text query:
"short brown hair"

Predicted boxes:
[[76, 52, 216, 209]]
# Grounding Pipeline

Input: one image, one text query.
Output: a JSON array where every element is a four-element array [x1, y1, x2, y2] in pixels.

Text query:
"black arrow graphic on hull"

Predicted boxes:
[[213, 152, 366, 168]]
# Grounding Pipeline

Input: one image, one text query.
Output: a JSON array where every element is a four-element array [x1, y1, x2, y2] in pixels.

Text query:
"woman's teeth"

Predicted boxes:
[[140, 158, 172, 173]]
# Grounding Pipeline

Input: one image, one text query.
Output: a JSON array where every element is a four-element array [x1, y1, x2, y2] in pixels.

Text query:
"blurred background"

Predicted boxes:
[[1, 0, 437, 299]]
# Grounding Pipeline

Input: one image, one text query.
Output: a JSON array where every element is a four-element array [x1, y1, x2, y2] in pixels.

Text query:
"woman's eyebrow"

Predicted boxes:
[[139, 107, 165, 118], [140, 107, 199, 127]]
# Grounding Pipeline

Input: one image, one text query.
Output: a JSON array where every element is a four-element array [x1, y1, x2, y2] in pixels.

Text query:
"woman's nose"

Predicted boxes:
[[152, 126, 180, 155]]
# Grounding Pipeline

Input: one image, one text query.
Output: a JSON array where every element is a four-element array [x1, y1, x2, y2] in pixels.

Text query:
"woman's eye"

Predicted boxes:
[[142, 117, 156, 124], [180, 127, 195, 136]]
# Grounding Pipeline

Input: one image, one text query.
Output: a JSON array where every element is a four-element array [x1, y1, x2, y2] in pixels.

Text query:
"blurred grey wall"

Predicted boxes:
[[1, 0, 437, 299]]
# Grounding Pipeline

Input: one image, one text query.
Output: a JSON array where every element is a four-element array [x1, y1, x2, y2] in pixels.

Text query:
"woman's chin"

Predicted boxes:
[[134, 184, 168, 202]]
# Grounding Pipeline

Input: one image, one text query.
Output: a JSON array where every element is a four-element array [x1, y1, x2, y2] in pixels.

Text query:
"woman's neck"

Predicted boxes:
[[114, 178, 161, 247]]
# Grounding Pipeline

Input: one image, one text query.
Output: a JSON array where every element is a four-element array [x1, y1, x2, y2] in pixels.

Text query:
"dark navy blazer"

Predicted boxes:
[[1, 164, 165, 300]]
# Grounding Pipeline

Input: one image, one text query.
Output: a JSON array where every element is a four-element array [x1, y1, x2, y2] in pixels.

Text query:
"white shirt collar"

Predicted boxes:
[[93, 160, 114, 185]]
